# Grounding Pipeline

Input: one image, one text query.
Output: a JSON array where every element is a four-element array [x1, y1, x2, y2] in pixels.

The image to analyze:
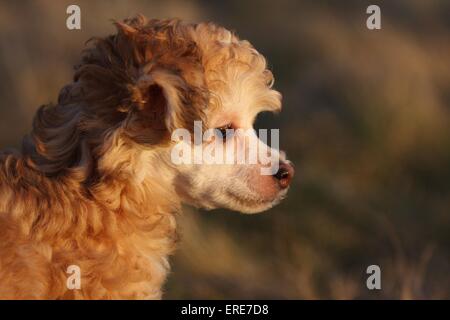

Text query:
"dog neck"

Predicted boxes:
[[2, 130, 181, 298], [81, 133, 180, 298]]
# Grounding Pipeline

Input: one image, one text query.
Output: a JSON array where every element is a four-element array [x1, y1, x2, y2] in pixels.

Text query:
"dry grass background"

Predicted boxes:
[[0, 0, 449, 299]]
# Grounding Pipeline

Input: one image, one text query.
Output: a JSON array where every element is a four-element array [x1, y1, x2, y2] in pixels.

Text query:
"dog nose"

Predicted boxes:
[[273, 161, 294, 189]]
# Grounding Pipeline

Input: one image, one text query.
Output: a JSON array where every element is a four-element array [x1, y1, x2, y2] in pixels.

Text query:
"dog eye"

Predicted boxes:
[[215, 124, 233, 140]]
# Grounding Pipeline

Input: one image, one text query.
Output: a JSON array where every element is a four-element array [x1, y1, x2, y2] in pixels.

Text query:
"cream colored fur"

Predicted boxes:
[[0, 16, 286, 299]]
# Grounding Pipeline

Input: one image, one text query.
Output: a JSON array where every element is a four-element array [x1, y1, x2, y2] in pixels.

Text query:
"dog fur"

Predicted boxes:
[[0, 16, 289, 299]]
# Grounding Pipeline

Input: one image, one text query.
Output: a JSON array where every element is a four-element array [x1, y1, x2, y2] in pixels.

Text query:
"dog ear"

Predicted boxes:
[[136, 68, 187, 132], [120, 67, 195, 145]]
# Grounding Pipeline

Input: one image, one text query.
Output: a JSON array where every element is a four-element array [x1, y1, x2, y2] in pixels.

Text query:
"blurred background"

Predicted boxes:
[[0, 0, 449, 299]]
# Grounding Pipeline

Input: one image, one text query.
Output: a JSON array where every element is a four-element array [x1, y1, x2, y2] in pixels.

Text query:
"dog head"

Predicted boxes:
[[169, 22, 295, 213], [44, 16, 294, 213]]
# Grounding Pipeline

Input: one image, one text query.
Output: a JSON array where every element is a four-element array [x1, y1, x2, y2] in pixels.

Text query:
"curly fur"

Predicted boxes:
[[0, 15, 284, 299]]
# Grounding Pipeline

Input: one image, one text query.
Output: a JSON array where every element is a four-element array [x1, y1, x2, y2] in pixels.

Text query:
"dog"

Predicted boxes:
[[0, 15, 294, 299]]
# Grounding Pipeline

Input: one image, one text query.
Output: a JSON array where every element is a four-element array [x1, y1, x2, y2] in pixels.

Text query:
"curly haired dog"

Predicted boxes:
[[0, 16, 294, 299]]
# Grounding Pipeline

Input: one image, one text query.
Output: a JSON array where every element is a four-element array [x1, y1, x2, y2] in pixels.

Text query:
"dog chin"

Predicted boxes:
[[183, 188, 288, 214], [224, 189, 287, 214]]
